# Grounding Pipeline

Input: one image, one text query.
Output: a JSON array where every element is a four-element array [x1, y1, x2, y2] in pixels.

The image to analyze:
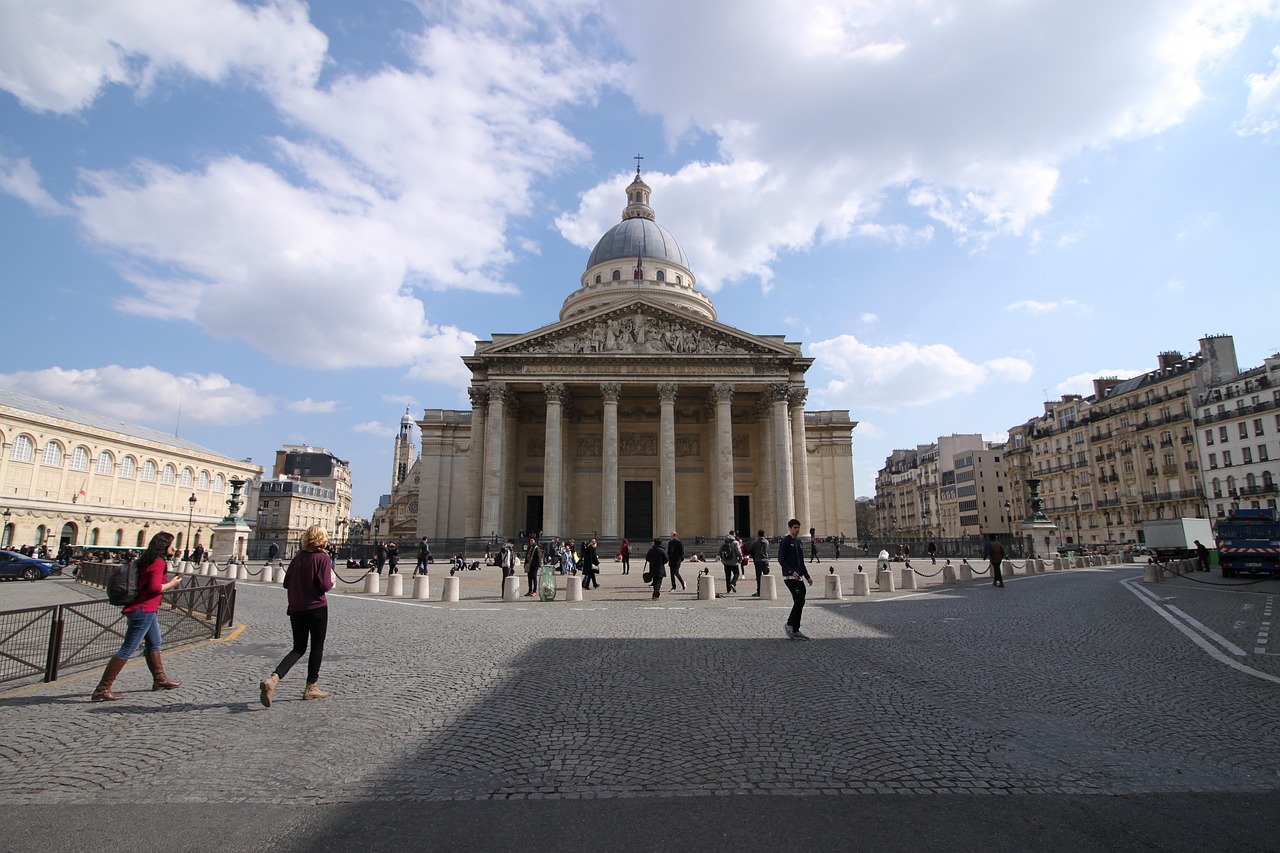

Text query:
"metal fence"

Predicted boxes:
[[0, 569, 236, 686]]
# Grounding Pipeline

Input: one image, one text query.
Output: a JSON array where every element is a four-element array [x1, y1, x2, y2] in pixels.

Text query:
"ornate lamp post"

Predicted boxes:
[[83, 515, 92, 547], [185, 493, 197, 559], [1071, 492, 1081, 551], [2, 507, 11, 549]]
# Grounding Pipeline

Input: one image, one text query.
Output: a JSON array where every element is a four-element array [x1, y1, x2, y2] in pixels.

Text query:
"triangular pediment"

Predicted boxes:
[[478, 298, 799, 358]]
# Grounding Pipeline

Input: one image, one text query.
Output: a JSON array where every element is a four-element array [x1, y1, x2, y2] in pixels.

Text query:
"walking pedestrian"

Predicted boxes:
[[987, 537, 1006, 588], [645, 538, 668, 599], [374, 541, 387, 575], [667, 531, 686, 591], [91, 531, 184, 701], [386, 541, 399, 575], [523, 537, 542, 597], [747, 529, 770, 596], [415, 537, 431, 575], [927, 540, 937, 565], [718, 531, 742, 593], [779, 518, 813, 640], [267, 540, 280, 567], [809, 527, 819, 563], [581, 538, 601, 589], [259, 525, 335, 706], [1194, 539, 1210, 572]]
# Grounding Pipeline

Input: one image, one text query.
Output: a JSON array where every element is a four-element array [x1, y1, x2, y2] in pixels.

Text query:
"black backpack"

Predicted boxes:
[[106, 560, 140, 606]]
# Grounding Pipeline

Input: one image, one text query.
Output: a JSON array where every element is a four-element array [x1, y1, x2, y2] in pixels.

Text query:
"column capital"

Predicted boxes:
[[543, 382, 566, 404], [711, 383, 734, 405], [788, 387, 809, 408], [600, 382, 622, 403], [488, 383, 508, 405], [768, 382, 791, 404], [468, 386, 489, 408], [656, 382, 679, 403]]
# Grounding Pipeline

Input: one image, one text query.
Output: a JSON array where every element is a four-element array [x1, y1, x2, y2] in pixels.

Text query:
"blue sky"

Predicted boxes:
[[2, 0, 1278, 519]]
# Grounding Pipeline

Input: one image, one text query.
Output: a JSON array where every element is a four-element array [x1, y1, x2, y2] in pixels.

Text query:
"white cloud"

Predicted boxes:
[[859, 313, 879, 325], [0, 155, 68, 215], [353, 420, 396, 438], [1006, 299, 1091, 315], [0, 0, 326, 113], [1239, 44, 1280, 135], [286, 398, 340, 414], [0, 365, 269, 426], [809, 334, 1034, 410], [1055, 368, 1146, 397]]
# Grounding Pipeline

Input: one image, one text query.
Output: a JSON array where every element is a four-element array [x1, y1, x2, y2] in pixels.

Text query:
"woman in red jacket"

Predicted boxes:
[[91, 531, 184, 701], [259, 524, 335, 706]]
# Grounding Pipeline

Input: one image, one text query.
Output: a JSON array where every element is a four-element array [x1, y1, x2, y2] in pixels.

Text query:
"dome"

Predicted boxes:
[[586, 217, 689, 269]]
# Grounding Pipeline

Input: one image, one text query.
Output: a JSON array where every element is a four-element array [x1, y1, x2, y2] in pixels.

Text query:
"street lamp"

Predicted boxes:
[[2, 508, 10, 548], [84, 515, 92, 547], [185, 493, 197, 559], [1071, 492, 1081, 551]]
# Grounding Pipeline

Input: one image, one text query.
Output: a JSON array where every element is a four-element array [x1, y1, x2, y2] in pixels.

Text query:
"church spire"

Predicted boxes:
[[622, 156, 655, 222]]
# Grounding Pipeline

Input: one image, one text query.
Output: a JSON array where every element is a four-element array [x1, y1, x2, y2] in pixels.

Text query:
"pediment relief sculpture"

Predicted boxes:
[[495, 308, 778, 356]]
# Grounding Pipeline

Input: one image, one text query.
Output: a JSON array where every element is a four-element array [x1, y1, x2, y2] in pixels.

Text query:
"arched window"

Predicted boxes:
[[161, 464, 176, 485], [1264, 470, 1275, 488], [136, 529, 147, 547], [1246, 473, 1258, 489], [594, 274, 601, 284], [69, 446, 90, 471], [676, 274, 682, 285], [197, 471, 210, 490], [141, 461, 157, 482], [89, 527, 100, 546], [120, 456, 136, 478], [96, 451, 114, 475], [656, 270, 666, 282], [1212, 477, 1221, 498], [9, 435, 33, 462], [114, 529, 123, 546], [213, 474, 225, 492], [180, 468, 193, 487], [40, 441, 64, 467], [611, 270, 621, 281]]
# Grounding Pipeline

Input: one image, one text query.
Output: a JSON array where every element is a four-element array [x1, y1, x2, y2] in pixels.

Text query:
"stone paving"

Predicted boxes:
[[2, 562, 1279, 807]]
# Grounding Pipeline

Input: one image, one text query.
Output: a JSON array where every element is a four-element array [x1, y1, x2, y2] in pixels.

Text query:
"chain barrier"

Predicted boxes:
[[911, 562, 945, 579], [332, 567, 373, 586], [1151, 560, 1276, 589]]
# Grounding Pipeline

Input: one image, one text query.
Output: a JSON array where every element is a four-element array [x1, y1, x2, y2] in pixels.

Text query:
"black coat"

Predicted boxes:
[[667, 537, 684, 567], [645, 545, 668, 578], [581, 544, 599, 572]]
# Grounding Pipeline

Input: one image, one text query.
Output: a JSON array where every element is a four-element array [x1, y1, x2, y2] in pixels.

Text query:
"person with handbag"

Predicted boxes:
[[259, 525, 335, 706], [91, 531, 184, 701], [581, 538, 601, 589], [644, 538, 667, 600]]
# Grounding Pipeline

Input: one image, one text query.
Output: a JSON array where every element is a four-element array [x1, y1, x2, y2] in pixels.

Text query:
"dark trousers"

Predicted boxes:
[[274, 606, 328, 684], [621, 556, 630, 574], [991, 559, 1004, 585], [753, 562, 766, 594], [583, 567, 599, 589], [670, 563, 685, 590], [651, 576, 663, 599], [724, 564, 740, 591], [526, 570, 537, 593], [784, 578, 806, 630]]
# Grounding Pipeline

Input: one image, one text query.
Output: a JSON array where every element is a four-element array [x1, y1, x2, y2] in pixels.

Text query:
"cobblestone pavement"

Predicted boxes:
[[3, 563, 1280, 850]]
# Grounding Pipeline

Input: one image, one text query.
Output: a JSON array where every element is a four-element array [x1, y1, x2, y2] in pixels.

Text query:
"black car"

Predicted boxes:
[[0, 549, 58, 581]]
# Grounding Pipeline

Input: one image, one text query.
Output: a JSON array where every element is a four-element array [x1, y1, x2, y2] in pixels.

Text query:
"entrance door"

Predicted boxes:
[[734, 496, 751, 538], [623, 481, 653, 542], [525, 495, 544, 537]]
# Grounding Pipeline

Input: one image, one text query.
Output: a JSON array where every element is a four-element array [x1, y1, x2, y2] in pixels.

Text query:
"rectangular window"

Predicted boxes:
[[1239, 422, 1250, 440], [1209, 453, 1217, 469], [1223, 450, 1233, 466], [1260, 445, 1270, 462], [1242, 447, 1253, 464], [1255, 418, 1265, 436], [1204, 429, 1214, 445], [1219, 426, 1229, 442]]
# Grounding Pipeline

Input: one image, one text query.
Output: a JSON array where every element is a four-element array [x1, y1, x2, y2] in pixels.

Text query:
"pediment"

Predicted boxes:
[[479, 299, 798, 358]]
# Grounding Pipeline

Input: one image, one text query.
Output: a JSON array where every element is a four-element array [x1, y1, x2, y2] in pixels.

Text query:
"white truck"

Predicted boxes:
[[1141, 518, 1214, 560]]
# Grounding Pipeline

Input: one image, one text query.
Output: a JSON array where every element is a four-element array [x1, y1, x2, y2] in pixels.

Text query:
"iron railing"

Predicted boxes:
[[0, 570, 235, 686]]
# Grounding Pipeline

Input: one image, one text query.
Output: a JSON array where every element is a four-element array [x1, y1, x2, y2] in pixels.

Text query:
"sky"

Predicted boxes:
[[1, 0, 1279, 519]]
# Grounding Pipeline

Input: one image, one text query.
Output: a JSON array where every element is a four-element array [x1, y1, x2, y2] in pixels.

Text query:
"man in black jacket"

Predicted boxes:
[[667, 532, 686, 591], [747, 529, 770, 596], [719, 531, 742, 593], [779, 519, 813, 640]]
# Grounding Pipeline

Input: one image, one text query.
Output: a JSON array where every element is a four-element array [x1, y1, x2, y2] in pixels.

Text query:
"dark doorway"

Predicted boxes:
[[525, 495, 544, 537], [734, 496, 751, 538], [623, 481, 653, 542]]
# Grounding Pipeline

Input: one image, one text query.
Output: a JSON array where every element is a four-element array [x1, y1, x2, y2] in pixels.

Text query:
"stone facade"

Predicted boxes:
[[406, 169, 858, 543]]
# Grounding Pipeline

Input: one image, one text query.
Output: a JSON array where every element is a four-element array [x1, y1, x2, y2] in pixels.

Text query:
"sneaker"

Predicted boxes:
[[792, 630, 810, 641], [784, 624, 795, 639]]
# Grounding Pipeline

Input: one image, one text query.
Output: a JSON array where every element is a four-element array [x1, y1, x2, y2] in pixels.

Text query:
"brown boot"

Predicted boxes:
[[260, 673, 279, 708], [91, 656, 128, 702], [145, 651, 181, 691], [302, 682, 328, 700]]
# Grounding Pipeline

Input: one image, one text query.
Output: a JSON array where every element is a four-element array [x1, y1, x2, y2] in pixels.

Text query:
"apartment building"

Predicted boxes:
[[1195, 349, 1279, 519]]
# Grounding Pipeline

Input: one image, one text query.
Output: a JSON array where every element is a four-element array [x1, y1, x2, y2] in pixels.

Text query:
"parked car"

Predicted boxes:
[[0, 549, 58, 581]]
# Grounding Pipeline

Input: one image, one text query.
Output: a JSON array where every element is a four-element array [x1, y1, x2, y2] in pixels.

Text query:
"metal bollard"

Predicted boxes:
[[697, 573, 717, 601], [899, 566, 917, 589], [760, 574, 778, 600], [413, 575, 431, 600], [363, 572, 380, 595], [824, 574, 843, 600], [500, 575, 519, 602], [441, 576, 460, 602], [387, 574, 403, 598], [566, 575, 583, 602]]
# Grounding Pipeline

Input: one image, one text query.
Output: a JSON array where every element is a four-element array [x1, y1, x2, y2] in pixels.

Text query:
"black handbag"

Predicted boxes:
[[642, 571, 652, 583]]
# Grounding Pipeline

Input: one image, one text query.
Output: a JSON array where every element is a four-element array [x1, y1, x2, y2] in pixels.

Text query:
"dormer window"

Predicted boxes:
[[656, 270, 666, 282], [611, 270, 621, 281], [594, 274, 601, 284], [675, 274, 683, 285]]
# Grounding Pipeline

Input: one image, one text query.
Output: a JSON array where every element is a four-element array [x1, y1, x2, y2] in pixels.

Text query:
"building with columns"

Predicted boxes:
[[409, 167, 858, 543]]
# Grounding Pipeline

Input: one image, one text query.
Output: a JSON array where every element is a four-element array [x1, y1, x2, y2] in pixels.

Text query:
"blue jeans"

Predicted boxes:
[[116, 610, 162, 658]]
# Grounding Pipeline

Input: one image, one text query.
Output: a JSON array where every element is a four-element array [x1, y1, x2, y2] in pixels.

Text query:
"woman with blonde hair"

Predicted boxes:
[[260, 525, 334, 706]]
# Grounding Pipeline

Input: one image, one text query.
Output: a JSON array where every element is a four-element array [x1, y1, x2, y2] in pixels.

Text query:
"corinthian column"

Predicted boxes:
[[712, 383, 735, 535], [543, 382, 566, 537], [601, 382, 621, 537], [789, 387, 811, 531], [657, 383, 678, 536], [755, 399, 775, 533], [466, 386, 488, 538], [481, 384, 507, 537], [770, 382, 794, 531]]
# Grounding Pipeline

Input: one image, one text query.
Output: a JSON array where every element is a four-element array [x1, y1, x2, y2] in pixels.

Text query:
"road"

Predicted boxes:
[[2, 562, 1279, 852]]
